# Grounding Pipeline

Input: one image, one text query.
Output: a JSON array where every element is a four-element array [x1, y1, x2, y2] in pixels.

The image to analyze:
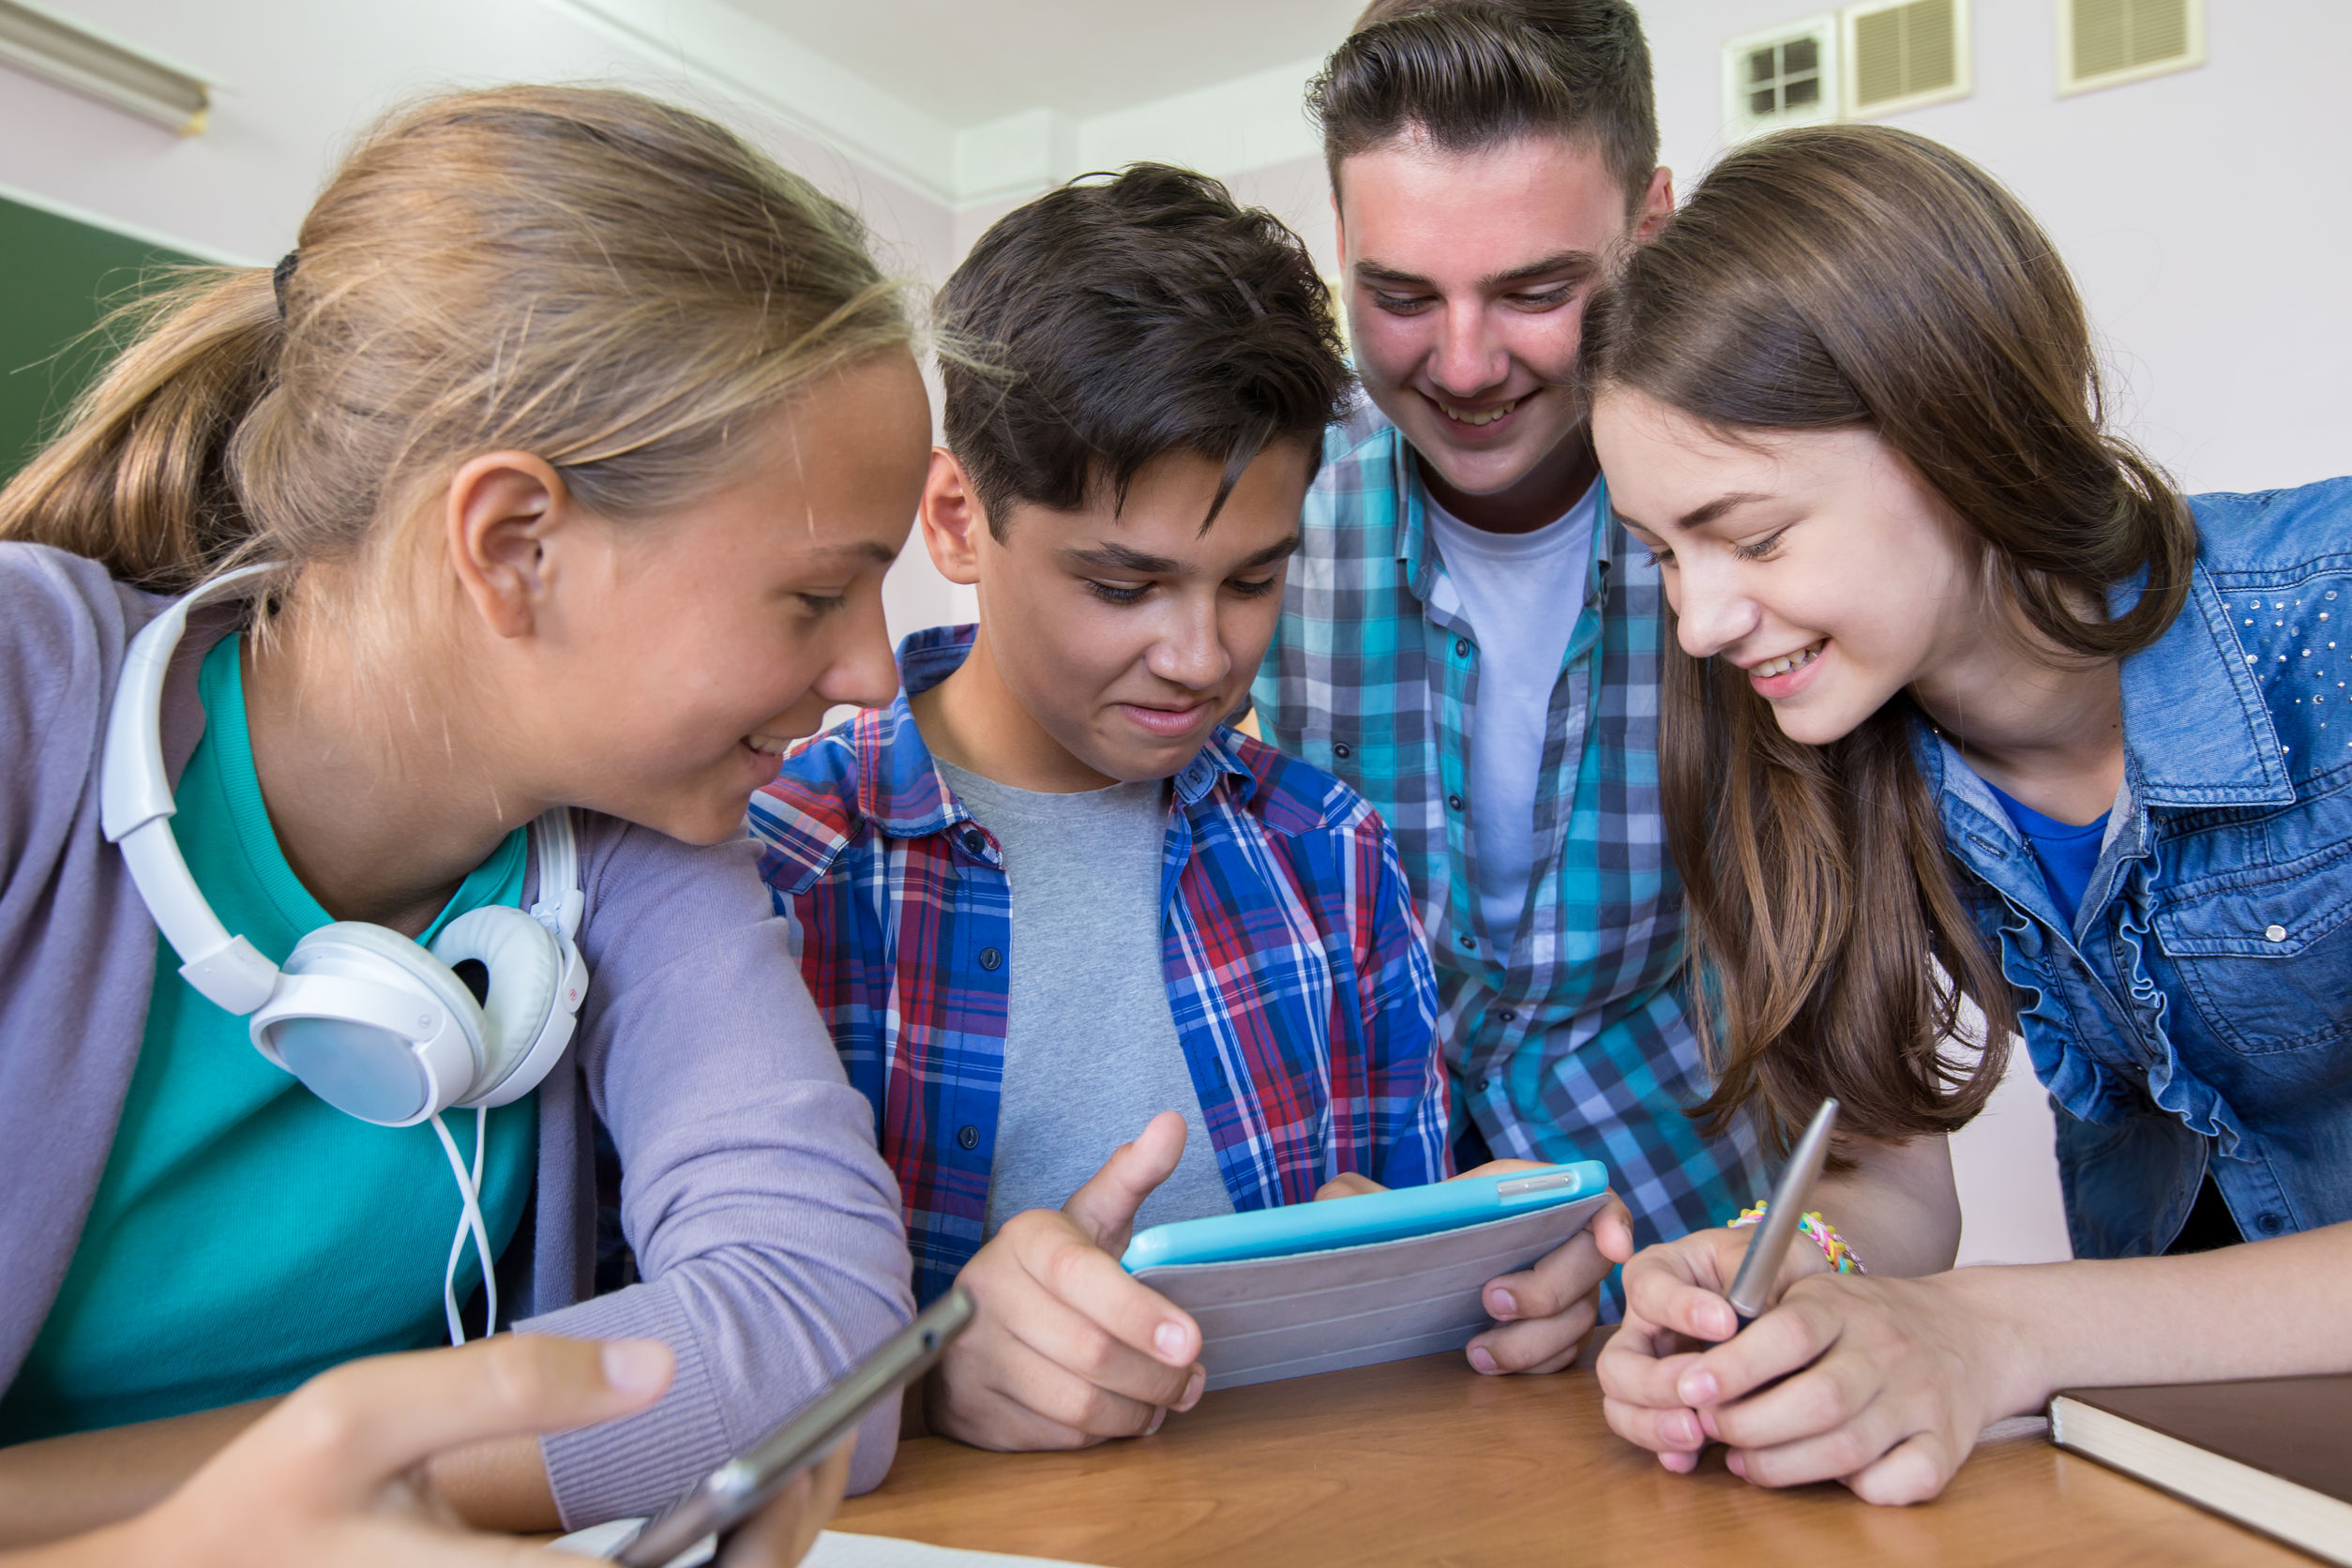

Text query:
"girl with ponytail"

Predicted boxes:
[[0, 85, 927, 1545], [1578, 125, 2352, 1502]]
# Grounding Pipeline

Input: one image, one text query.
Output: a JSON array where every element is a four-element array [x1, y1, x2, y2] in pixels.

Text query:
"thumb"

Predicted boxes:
[[225, 1336, 673, 1510], [1591, 1195, 1636, 1265], [1063, 1110, 1187, 1250]]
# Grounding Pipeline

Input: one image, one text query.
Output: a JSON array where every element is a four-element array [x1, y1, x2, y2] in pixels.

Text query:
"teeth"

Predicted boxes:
[[1439, 399, 1516, 427], [1753, 641, 1825, 680], [745, 733, 792, 755]]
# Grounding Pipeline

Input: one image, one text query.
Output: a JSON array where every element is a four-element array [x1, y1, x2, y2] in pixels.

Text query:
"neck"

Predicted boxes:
[[1910, 619, 2125, 826], [241, 606, 537, 936], [1416, 424, 1598, 535], [910, 629, 1116, 794]]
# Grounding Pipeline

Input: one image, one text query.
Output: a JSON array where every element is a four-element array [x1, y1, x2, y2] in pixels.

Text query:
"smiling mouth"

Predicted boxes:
[[743, 731, 794, 757], [1750, 641, 1825, 679], [1435, 396, 1519, 428]]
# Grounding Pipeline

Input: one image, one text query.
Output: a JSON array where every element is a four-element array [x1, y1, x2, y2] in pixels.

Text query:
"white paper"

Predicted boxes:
[[549, 1522, 1102, 1568]]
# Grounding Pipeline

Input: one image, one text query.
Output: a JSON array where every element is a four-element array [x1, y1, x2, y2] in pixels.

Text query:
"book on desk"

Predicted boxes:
[[2049, 1375, 2352, 1565]]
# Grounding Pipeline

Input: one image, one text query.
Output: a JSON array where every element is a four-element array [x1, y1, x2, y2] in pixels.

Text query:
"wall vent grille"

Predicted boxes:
[[2061, 0, 2203, 96], [1723, 15, 1840, 141], [1845, 0, 1971, 116]]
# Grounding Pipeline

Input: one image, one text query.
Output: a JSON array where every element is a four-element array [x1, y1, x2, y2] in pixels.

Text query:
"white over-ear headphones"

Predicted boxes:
[[99, 565, 591, 1341]]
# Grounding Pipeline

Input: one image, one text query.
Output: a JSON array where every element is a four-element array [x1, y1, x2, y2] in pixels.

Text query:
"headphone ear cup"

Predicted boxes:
[[262, 922, 490, 1125], [429, 907, 563, 1105]]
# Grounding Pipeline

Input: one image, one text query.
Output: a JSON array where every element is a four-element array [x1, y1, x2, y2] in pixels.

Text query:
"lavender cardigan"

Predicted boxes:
[[0, 546, 913, 1525]]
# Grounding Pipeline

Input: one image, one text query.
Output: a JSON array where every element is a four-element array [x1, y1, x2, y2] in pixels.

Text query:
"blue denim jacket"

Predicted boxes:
[[1931, 477, 2352, 1259]]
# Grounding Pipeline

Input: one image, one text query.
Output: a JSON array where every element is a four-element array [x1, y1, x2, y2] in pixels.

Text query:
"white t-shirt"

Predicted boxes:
[[1424, 481, 1601, 957]]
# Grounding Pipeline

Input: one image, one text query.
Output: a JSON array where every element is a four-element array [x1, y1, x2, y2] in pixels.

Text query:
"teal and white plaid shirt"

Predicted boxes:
[[1254, 401, 1766, 1253]]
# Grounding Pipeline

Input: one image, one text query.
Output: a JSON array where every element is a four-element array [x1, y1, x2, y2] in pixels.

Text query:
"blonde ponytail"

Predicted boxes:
[[0, 85, 913, 600], [0, 267, 283, 592]]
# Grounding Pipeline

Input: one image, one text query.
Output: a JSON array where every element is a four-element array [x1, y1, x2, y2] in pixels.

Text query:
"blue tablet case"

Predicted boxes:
[[1130, 1192, 1610, 1391]]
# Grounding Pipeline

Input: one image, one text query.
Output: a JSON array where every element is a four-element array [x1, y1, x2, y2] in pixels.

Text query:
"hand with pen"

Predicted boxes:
[[1596, 1100, 2011, 1505]]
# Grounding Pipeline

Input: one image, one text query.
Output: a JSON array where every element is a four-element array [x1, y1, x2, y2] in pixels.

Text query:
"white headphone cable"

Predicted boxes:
[[430, 1108, 498, 1345]]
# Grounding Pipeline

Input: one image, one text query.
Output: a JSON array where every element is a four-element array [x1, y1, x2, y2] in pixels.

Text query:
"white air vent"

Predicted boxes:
[[1843, 0, 1971, 117], [2059, 0, 2203, 96], [1723, 15, 1841, 142]]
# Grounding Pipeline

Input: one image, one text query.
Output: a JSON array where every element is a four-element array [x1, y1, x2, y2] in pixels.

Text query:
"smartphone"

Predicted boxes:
[[1119, 1161, 1609, 1272], [611, 1289, 975, 1566]]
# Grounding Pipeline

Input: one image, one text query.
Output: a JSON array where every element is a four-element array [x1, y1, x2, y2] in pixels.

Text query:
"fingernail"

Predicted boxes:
[[1667, 1410, 1700, 1447], [1153, 1322, 1188, 1362], [1177, 1367, 1205, 1411], [1468, 1345, 1500, 1375], [1679, 1369, 1718, 1405], [602, 1339, 671, 1395], [1145, 1407, 1168, 1437], [1706, 1306, 1734, 1339], [1486, 1288, 1518, 1320], [1726, 1450, 1748, 1479], [1699, 1407, 1722, 1440]]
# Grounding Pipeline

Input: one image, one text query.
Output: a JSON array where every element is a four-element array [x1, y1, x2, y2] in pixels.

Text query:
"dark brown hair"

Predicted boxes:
[[1580, 124, 2196, 1153], [1310, 0, 1657, 214], [938, 163, 1350, 537]]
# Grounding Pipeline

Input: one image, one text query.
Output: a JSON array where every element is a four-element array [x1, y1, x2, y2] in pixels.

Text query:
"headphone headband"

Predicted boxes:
[[100, 566, 581, 1013]]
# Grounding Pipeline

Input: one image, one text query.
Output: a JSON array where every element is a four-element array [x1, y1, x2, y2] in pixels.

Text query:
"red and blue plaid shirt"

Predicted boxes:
[[750, 628, 1450, 1304]]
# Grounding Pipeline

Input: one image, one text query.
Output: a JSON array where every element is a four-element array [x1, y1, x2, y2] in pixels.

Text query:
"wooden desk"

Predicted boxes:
[[837, 1353, 2302, 1566]]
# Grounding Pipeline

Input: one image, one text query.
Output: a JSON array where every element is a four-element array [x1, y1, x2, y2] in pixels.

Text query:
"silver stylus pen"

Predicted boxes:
[[1724, 1096, 1841, 1324]]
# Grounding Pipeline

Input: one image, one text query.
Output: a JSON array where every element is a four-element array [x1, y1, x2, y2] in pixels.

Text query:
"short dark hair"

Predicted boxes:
[[1310, 0, 1658, 215], [937, 163, 1351, 536]]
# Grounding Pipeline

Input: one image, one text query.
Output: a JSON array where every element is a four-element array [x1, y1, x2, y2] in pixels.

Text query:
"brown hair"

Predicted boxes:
[[938, 163, 1350, 538], [0, 84, 912, 601], [1580, 125, 2196, 1153], [1310, 0, 1657, 214]]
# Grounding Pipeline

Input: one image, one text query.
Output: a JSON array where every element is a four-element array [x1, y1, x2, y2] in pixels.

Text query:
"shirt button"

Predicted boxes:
[[959, 827, 988, 856], [1497, 1008, 1516, 1022], [1457, 934, 1475, 950], [2256, 1212, 2286, 1235], [978, 946, 1003, 971], [2265, 924, 2287, 942], [957, 1124, 979, 1151], [1455, 637, 1470, 658], [1333, 742, 1352, 760], [1446, 792, 1463, 811], [1478, 1077, 1495, 1092]]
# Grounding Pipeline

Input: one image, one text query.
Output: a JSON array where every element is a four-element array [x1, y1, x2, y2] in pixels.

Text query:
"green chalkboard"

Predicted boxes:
[[0, 194, 197, 486]]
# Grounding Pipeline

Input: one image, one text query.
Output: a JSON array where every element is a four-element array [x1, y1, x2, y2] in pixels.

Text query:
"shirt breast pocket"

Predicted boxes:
[[2153, 834, 2352, 1055]]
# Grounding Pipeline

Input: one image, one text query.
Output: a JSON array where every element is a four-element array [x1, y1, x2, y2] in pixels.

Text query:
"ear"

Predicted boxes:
[[918, 446, 990, 588], [1632, 166, 1676, 245], [444, 451, 570, 641]]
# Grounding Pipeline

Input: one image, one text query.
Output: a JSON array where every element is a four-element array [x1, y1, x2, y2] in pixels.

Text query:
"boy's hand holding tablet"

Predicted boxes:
[[928, 1112, 1208, 1451], [932, 1110, 1631, 1452], [1315, 1165, 1636, 1378]]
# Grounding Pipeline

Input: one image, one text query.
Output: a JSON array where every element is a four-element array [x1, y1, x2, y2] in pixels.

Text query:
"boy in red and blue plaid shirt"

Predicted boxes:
[[753, 167, 1591, 1454]]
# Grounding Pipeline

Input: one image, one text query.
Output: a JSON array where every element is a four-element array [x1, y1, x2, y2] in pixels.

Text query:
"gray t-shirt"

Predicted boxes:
[[934, 761, 1235, 1238]]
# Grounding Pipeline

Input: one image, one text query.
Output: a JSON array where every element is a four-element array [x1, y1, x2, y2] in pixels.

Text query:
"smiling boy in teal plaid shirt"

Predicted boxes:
[[1254, 2, 1771, 1334]]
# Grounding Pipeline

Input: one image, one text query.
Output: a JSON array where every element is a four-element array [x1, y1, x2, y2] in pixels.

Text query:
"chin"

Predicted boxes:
[[1768, 700, 1876, 749]]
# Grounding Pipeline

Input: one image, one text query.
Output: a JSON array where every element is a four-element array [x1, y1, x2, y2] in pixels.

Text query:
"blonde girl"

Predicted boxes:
[[0, 85, 928, 1541]]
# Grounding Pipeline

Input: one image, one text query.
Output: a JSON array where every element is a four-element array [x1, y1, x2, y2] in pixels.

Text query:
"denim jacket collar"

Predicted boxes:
[[2114, 565, 2295, 807]]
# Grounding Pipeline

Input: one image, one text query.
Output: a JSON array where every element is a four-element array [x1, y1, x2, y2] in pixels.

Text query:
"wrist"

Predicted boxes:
[[1940, 1267, 2057, 1419]]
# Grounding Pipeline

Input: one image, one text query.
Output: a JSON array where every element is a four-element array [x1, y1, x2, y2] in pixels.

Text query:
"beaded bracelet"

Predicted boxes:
[[1726, 1200, 1868, 1275]]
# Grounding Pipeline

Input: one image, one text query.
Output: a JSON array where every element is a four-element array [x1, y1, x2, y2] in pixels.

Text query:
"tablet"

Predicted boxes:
[[1120, 1161, 1608, 1272], [1122, 1164, 1612, 1392]]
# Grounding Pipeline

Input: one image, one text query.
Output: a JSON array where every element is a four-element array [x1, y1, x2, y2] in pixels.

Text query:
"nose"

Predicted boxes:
[[1144, 595, 1230, 693], [1427, 295, 1510, 400], [811, 585, 900, 711], [1669, 555, 1762, 661]]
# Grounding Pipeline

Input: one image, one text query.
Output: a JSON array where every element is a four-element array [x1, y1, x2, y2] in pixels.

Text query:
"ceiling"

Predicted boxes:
[[718, 0, 1365, 128]]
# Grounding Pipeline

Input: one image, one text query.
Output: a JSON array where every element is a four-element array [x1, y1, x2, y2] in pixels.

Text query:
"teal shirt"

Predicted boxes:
[[0, 637, 537, 1441]]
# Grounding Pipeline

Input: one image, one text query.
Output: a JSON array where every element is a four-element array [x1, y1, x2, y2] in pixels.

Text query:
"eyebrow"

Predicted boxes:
[[1617, 491, 1774, 537], [1063, 535, 1303, 576], [798, 540, 899, 567], [1352, 249, 1602, 292]]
